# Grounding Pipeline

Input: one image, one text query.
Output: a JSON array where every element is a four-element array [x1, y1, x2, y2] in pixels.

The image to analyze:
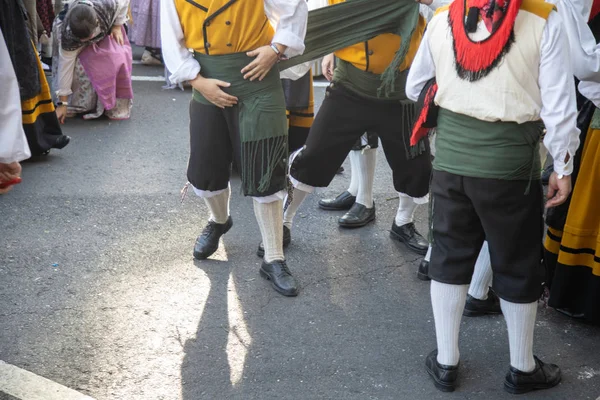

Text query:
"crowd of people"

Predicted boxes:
[[1, 0, 599, 395]]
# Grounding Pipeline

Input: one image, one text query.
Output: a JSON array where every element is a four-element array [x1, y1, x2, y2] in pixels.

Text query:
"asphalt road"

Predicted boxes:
[[0, 60, 599, 400]]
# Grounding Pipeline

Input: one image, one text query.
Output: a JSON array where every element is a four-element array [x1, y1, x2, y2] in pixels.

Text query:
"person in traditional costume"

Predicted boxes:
[[314, 2, 441, 255], [160, 0, 308, 297], [0, 0, 70, 157], [129, 0, 162, 65], [268, 0, 436, 258], [426, 0, 600, 323], [0, 27, 31, 194], [406, 0, 580, 392], [53, 0, 133, 122]]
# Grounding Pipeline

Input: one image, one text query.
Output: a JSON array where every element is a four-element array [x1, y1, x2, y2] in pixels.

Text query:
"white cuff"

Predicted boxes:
[[192, 186, 228, 198], [169, 58, 201, 84], [272, 30, 305, 58], [398, 192, 429, 204], [552, 151, 574, 176], [252, 190, 286, 203]]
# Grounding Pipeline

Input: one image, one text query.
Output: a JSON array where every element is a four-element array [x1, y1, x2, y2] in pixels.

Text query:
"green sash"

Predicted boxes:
[[193, 52, 288, 196], [434, 108, 543, 184], [333, 59, 409, 101], [278, 0, 420, 98]]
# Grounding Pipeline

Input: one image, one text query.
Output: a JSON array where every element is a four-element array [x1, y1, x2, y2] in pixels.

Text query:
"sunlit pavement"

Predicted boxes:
[[0, 60, 599, 400]]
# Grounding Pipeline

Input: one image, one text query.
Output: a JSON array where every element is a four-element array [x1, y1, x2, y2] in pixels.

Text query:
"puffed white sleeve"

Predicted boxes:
[[160, 0, 201, 84], [0, 29, 31, 163], [551, 0, 600, 83], [538, 10, 580, 176], [406, 27, 436, 102], [264, 0, 308, 58]]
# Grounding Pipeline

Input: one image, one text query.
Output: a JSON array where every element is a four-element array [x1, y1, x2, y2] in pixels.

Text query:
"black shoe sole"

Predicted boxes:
[[417, 271, 431, 281], [463, 308, 502, 317], [318, 202, 355, 211], [338, 213, 375, 228], [425, 365, 456, 392], [259, 268, 299, 297], [503, 375, 561, 394], [193, 221, 233, 260], [390, 231, 428, 256]]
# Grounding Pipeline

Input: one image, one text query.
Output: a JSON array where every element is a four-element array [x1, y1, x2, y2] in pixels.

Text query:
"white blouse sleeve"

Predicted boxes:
[[160, 0, 201, 84], [0, 29, 31, 163], [264, 0, 308, 58], [56, 45, 83, 97], [113, 0, 130, 26], [539, 10, 580, 176], [550, 0, 600, 83]]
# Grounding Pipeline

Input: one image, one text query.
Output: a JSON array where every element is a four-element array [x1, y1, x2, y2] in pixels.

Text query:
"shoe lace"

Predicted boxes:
[[277, 261, 292, 277], [201, 222, 217, 236]]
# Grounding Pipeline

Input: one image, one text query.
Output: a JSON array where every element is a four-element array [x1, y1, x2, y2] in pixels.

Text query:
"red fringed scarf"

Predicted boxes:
[[449, 0, 522, 81], [410, 79, 438, 146]]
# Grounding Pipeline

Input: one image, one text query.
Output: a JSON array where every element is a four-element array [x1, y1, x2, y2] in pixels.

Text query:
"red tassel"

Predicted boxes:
[[449, 0, 521, 80]]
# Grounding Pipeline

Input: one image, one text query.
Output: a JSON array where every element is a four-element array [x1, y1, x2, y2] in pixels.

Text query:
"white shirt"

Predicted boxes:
[[406, 10, 580, 176], [161, 0, 308, 84], [0, 28, 31, 164], [56, 0, 130, 97]]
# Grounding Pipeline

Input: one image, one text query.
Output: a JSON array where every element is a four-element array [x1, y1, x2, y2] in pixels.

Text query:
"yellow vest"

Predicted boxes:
[[173, 0, 275, 55], [328, 0, 426, 73]]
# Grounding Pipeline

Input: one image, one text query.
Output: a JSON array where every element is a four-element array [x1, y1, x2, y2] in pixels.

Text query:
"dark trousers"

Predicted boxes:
[[290, 82, 431, 197], [429, 170, 545, 303]]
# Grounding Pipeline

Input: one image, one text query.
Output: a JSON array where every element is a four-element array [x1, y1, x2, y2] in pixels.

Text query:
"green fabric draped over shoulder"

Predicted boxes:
[[278, 0, 420, 98], [193, 52, 288, 196]]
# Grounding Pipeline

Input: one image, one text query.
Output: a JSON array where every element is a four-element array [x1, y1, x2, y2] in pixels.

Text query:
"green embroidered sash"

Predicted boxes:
[[193, 52, 288, 196], [278, 0, 420, 98]]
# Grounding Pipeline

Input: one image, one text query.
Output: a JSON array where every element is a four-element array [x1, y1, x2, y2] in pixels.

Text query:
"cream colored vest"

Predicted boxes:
[[428, 8, 550, 123]]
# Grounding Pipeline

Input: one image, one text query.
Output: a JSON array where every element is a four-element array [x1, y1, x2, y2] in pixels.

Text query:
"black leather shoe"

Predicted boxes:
[[417, 259, 431, 281], [256, 226, 291, 258], [338, 202, 375, 228], [504, 356, 561, 394], [541, 164, 553, 186], [425, 349, 459, 392], [259, 260, 299, 296], [390, 222, 428, 255], [318, 191, 356, 211], [52, 135, 71, 149], [193, 217, 233, 260], [463, 291, 502, 317], [336, 166, 344, 174]]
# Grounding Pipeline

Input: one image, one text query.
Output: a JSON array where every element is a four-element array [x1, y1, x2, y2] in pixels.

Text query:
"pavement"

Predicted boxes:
[[0, 57, 599, 400]]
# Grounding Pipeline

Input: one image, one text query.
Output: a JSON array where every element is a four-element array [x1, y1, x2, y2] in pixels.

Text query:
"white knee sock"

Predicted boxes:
[[501, 299, 537, 372], [283, 187, 310, 230], [254, 199, 285, 263], [468, 241, 493, 300], [203, 186, 230, 224], [356, 148, 376, 208], [347, 150, 361, 196], [424, 245, 433, 262], [395, 192, 418, 226], [431, 280, 469, 366]]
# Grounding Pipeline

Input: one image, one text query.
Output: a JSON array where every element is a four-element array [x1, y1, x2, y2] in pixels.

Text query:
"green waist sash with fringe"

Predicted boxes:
[[193, 52, 287, 197], [434, 108, 543, 187], [333, 59, 425, 157], [278, 0, 420, 98]]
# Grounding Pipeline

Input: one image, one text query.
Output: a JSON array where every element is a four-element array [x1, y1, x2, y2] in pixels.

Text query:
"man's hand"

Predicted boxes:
[[111, 25, 124, 45], [546, 172, 572, 208], [0, 162, 22, 194], [56, 105, 67, 124], [322, 54, 335, 82], [190, 75, 238, 109], [242, 45, 280, 81]]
